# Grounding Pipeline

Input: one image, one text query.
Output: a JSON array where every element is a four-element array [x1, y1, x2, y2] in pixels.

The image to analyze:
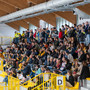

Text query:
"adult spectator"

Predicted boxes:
[[66, 70, 75, 87]]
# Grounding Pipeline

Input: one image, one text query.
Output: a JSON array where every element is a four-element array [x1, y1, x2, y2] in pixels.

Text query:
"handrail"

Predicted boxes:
[[0, 36, 13, 45], [32, 76, 57, 90], [21, 73, 62, 86], [0, 59, 3, 71], [21, 73, 43, 86], [21, 73, 66, 90]]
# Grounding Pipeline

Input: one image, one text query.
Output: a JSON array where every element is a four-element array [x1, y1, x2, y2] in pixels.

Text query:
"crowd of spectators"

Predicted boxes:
[[2, 21, 90, 88]]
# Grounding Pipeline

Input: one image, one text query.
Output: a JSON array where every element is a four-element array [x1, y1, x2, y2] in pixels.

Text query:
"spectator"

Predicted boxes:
[[59, 28, 63, 40], [66, 70, 75, 87], [80, 61, 90, 81], [2, 21, 90, 89]]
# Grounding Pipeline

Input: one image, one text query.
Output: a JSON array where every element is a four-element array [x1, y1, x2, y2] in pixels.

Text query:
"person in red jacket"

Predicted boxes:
[[59, 29, 63, 40], [33, 29, 37, 38]]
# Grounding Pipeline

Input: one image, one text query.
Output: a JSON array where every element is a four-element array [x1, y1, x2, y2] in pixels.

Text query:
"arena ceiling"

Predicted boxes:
[[0, 0, 90, 30]]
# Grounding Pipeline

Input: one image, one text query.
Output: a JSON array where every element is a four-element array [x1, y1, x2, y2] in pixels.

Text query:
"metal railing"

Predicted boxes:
[[21, 73, 66, 90], [0, 76, 20, 90], [0, 36, 13, 45], [0, 59, 79, 90], [0, 60, 3, 71]]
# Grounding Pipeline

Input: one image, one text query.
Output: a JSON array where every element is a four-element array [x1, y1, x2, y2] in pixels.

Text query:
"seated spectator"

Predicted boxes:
[[11, 68, 17, 78], [65, 51, 74, 63], [78, 50, 86, 62], [61, 59, 72, 75], [17, 71, 23, 80], [80, 61, 90, 82], [44, 68, 50, 82], [22, 63, 31, 78], [29, 70, 35, 79], [59, 57, 66, 72], [35, 65, 45, 75], [66, 70, 75, 87], [72, 61, 82, 81], [1, 21, 90, 89]]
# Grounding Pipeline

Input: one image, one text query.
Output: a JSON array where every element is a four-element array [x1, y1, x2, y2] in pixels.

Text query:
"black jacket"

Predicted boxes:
[[66, 75, 74, 86], [23, 64, 31, 75], [80, 66, 90, 80], [79, 32, 86, 42], [79, 54, 86, 62], [64, 63, 72, 71]]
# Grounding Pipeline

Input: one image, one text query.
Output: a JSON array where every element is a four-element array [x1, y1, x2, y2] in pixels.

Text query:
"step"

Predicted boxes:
[[0, 71, 3, 81], [86, 80, 90, 84], [81, 87, 90, 90], [87, 84, 90, 88], [0, 71, 2, 74], [20, 86, 27, 90], [0, 76, 4, 82]]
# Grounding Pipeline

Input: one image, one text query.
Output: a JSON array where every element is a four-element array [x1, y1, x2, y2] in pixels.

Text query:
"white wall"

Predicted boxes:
[[40, 20, 53, 30], [0, 24, 17, 37], [40, 20, 46, 29], [19, 26, 27, 34], [19, 24, 37, 34], [0, 24, 17, 45], [29, 23, 37, 33], [77, 17, 90, 25], [56, 17, 73, 31]]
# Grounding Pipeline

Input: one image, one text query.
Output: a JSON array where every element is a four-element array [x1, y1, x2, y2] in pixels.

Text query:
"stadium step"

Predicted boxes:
[[81, 87, 90, 90], [0, 71, 4, 82], [86, 83, 90, 88], [0, 77, 4, 82]]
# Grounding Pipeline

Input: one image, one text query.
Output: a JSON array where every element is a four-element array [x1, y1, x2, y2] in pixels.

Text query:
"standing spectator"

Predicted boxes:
[[79, 28, 86, 44], [80, 61, 90, 80], [33, 29, 37, 38], [80, 61, 90, 86], [85, 21, 89, 34], [59, 28, 63, 40]]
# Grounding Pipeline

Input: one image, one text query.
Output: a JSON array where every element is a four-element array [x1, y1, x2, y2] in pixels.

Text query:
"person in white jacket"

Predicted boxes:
[[65, 51, 74, 63]]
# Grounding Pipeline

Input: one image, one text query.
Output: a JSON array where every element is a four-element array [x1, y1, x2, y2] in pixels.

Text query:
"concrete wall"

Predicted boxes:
[[19, 26, 27, 34], [0, 24, 17, 37], [77, 16, 90, 25], [0, 24, 17, 45], [78, 19, 90, 24], [56, 17, 73, 31], [40, 20, 53, 30]]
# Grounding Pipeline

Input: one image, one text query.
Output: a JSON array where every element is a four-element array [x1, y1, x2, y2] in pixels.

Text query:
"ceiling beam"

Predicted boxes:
[[0, 10, 8, 16], [6, 22, 20, 31], [12, 20, 29, 29], [27, 0, 57, 26], [36, 13, 56, 26], [77, 3, 90, 15], [0, 8, 29, 29], [29, 0, 78, 25], [54, 11, 77, 24], [0, 0, 16, 13], [27, 0, 45, 4], [0, 0, 40, 27], [0, 0, 29, 9], [24, 17, 40, 27]]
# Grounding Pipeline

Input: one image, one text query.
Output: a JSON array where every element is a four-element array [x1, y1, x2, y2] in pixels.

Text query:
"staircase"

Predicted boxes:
[[0, 71, 4, 82], [21, 73, 66, 90], [81, 78, 90, 90]]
